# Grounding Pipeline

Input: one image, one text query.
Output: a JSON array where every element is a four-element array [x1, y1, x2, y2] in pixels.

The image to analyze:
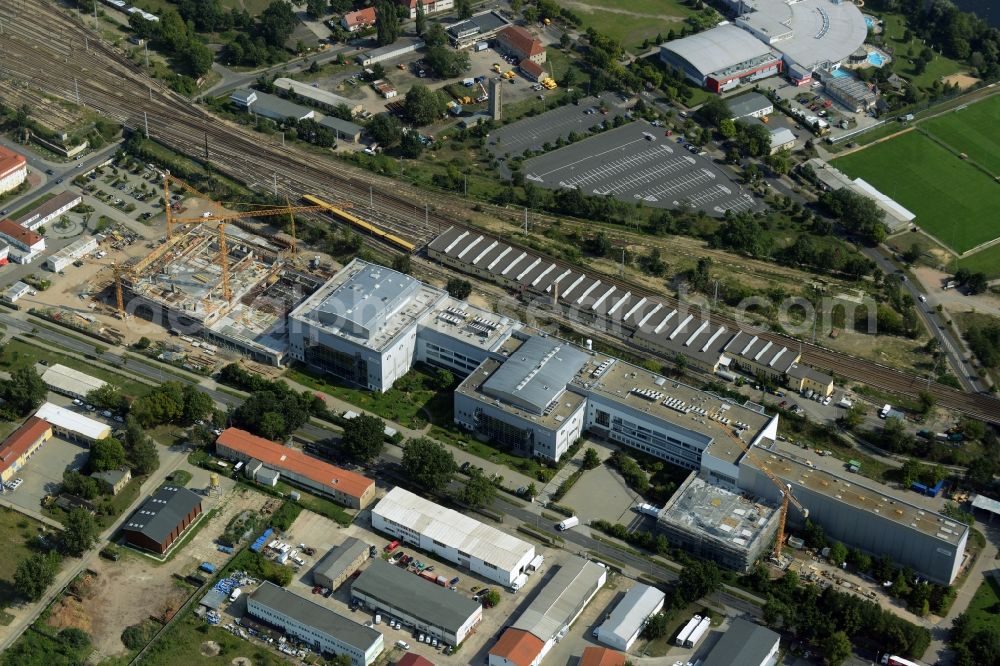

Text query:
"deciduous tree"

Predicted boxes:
[[401, 437, 456, 491], [341, 414, 386, 463]]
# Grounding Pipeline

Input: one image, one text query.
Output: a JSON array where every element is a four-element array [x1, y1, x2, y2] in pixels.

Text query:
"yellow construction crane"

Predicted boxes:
[[159, 173, 333, 301], [715, 423, 808, 561]]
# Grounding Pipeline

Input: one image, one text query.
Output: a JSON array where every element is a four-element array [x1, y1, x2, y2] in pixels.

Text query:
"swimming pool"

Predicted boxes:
[[868, 51, 885, 67], [831, 68, 851, 78], [865, 17, 875, 29]]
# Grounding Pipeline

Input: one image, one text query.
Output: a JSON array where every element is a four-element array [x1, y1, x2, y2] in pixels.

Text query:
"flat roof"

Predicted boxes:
[[35, 402, 110, 440], [249, 581, 381, 650], [417, 296, 519, 352], [702, 617, 779, 666], [446, 10, 509, 38], [736, 0, 868, 69], [373, 487, 534, 573], [290, 259, 444, 351], [352, 560, 482, 632], [972, 494, 1000, 516], [42, 363, 107, 396], [314, 537, 368, 581], [569, 356, 774, 460], [746, 447, 968, 545], [318, 115, 364, 135], [216, 428, 373, 499], [0, 417, 51, 476], [123, 485, 201, 545], [273, 78, 361, 111], [245, 90, 313, 120], [361, 37, 424, 59], [511, 557, 606, 642], [482, 334, 588, 414], [597, 583, 665, 647], [658, 475, 778, 552], [661, 24, 776, 78], [3, 281, 30, 300]]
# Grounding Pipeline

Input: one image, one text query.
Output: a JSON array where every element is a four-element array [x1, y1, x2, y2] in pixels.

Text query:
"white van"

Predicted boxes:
[[556, 516, 580, 531]]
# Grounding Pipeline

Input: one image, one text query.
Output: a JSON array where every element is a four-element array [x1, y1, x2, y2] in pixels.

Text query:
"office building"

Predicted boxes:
[[726, 92, 774, 120], [495, 26, 546, 65], [15, 191, 82, 231], [351, 560, 482, 645], [0, 146, 27, 195], [248, 582, 383, 666], [397, 0, 453, 20], [0, 218, 45, 264], [372, 487, 535, 586]]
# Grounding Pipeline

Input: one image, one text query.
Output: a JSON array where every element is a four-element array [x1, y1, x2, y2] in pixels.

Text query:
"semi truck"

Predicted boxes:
[[881, 655, 923, 666], [684, 616, 710, 648], [675, 615, 701, 646]]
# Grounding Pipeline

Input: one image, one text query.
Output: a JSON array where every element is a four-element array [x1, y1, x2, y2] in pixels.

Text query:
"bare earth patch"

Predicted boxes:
[[231, 658, 253, 666], [201, 640, 222, 657], [941, 73, 980, 89]]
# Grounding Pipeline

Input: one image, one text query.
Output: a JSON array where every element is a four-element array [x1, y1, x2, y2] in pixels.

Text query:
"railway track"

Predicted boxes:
[[5, 1, 999, 423]]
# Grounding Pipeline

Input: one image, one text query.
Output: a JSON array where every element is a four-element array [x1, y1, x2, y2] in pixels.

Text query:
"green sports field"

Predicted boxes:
[[832, 130, 999, 253], [922, 95, 1000, 175]]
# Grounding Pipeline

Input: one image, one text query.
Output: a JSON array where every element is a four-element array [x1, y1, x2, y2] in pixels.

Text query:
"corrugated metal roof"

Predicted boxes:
[[314, 537, 368, 582], [42, 364, 107, 396], [35, 402, 110, 441], [481, 335, 588, 414], [249, 581, 382, 651], [701, 618, 779, 666], [597, 583, 666, 647], [373, 487, 533, 573], [511, 557, 606, 641], [351, 560, 481, 633], [122, 485, 201, 546]]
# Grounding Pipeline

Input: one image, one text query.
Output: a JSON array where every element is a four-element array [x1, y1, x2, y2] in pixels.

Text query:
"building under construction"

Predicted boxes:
[[656, 474, 780, 572], [119, 224, 321, 365]]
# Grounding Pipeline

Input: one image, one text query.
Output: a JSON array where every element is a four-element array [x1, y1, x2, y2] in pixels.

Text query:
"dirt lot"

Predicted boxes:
[[941, 73, 980, 90], [41, 477, 270, 660]]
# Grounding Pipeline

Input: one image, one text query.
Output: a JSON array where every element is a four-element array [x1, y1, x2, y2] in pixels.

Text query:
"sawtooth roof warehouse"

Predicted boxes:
[[294, 257, 969, 585]]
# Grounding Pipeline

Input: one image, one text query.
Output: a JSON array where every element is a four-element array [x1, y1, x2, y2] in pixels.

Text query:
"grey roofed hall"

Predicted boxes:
[[481, 335, 588, 414], [316, 264, 420, 339], [661, 24, 774, 78], [123, 485, 201, 546], [351, 560, 481, 633], [314, 537, 368, 582], [701, 617, 779, 666], [318, 115, 363, 138], [249, 581, 381, 648], [725, 92, 772, 119], [511, 557, 606, 642]]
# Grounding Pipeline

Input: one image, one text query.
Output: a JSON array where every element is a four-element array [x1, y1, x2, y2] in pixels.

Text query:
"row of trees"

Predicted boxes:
[[0, 366, 47, 419], [218, 363, 327, 440], [129, 9, 213, 78]]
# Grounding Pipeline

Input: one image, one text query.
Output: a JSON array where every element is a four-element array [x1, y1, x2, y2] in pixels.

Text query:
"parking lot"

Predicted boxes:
[[0, 435, 88, 513], [80, 160, 162, 223], [488, 92, 628, 159], [217, 508, 563, 663], [523, 121, 762, 215]]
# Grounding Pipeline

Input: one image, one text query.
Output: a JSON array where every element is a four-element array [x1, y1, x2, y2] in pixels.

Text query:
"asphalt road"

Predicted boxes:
[[862, 246, 983, 393]]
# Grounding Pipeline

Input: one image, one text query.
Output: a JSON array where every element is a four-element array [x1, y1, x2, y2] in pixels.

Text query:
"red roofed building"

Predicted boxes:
[[0, 146, 27, 195], [579, 647, 626, 666], [518, 59, 546, 82], [488, 629, 544, 666], [0, 218, 45, 259], [341, 7, 377, 32], [396, 653, 435, 666], [216, 428, 376, 508], [496, 26, 546, 65], [0, 417, 52, 483], [397, 0, 454, 20]]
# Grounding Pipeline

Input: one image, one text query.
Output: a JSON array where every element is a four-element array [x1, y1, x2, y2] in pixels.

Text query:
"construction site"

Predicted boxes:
[[656, 474, 780, 573]]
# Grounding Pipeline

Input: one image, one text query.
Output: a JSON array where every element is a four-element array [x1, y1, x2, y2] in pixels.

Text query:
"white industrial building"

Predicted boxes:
[[247, 582, 384, 666], [35, 402, 111, 444], [16, 191, 83, 232], [41, 364, 107, 400], [595, 583, 666, 651], [490, 557, 607, 666], [2, 281, 31, 304], [356, 38, 424, 66], [44, 236, 98, 272], [351, 560, 483, 645], [230, 89, 315, 122], [659, 24, 782, 92], [372, 487, 535, 586]]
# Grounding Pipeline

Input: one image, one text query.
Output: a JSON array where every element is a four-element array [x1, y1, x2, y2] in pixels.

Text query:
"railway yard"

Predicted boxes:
[[0, 0, 995, 423]]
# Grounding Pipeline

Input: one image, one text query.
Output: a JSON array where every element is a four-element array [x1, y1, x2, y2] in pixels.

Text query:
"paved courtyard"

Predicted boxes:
[[1, 436, 89, 514], [522, 121, 762, 215]]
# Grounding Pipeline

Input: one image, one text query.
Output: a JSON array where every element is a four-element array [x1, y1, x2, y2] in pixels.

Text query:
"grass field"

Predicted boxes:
[[0, 339, 151, 398], [832, 131, 999, 253], [875, 13, 964, 90], [922, 95, 1000, 175], [963, 575, 1000, 636], [566, 0, 694, 50], [0, 508, 54, 607], [958, 242, 1000, 278]]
